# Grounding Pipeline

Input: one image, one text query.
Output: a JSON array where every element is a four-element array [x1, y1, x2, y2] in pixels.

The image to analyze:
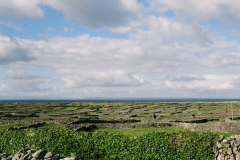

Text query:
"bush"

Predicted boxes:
[[0, 129, 218, 159]]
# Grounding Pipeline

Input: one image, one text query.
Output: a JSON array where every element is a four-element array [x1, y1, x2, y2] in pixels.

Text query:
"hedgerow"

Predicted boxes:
[[0, 128, 218, 159]]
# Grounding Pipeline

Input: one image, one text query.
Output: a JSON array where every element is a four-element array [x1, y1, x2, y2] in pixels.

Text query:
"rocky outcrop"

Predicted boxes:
[[0, 149, 80, 160]]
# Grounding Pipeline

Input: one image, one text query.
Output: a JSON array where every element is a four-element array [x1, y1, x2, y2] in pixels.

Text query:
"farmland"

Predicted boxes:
[[0, 101, 240, 159]]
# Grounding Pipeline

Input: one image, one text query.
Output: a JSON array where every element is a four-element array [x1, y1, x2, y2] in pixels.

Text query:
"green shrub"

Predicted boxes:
[[0, 128, 218, 159]]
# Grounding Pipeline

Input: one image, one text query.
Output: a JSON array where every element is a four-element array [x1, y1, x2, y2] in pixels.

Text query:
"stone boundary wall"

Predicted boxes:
[[214, 135, 240, 160], [68, 119, 141, 124], [0, 149, 79, 160], [66, 123, 171, 130], [2, 118, 240, 133], [42, 123, 172, 131], [171, 122, 240, 133]]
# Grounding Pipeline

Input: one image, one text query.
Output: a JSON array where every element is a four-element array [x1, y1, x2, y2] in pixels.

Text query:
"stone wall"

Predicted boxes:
[[214, 135, 240, 160], [171, 122, 240, 133], [0, 149, 79, 160], [51, 123, 172, 131]]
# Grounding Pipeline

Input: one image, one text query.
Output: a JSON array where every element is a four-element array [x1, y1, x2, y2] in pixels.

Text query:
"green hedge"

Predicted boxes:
[[0, 128, 219, 159]]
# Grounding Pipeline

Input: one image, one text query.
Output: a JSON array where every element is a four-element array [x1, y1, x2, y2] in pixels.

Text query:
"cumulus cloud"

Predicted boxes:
[[151, 0, 240, 24], [164, 75, 206, 82], [7, 22, 238, 95], [164, 75, 235, 91], [6, 69, 39, 79], [1, 0, 240, 98], [0, 34, 36, 65], [42, 0, 142, 29], [0, 0, 44, 18], [62, 71, 146, 88], [129, 16, 212, 46]]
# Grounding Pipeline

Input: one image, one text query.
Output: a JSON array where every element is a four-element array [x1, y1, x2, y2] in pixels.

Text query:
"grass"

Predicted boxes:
[[0, 124, 27, 132], [94, 126, 199, 137], [61, 107, 78, 111], [90, 125, 240, 138], [40, 123, 64, 128]]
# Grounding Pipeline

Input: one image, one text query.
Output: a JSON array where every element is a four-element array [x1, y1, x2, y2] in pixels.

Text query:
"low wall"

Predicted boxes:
[[62, 123, 172, 130], [171, 122, 240, 133], [214, 135, 240, 160]]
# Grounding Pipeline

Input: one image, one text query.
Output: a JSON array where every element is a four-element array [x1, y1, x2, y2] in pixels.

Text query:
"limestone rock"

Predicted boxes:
[[229, 154, 235, 160], [217, 142, 223, 148], [218, 154, 225, 160], [231, 140, 236, 147], [235, 135, 240, 141], [219, 149, 223, 153], [27, 149, 35, 154], [231, 136, 236, 140], [222, 148, 227, 155], [233, 146, 238, 154], [32, 149, 45, 159], [52, 154, 60, 160], [227, 148, 232, 155], [223, 139, 228, 143], [0, 153, 7, 157], [236, 152, 240, 160], [219, 135, 225, 141], [215, 151, 219, 158], [235, 141, 240, 147], [224, 144, 230, 148], [225, 155, 230, 160], [12, 149, 24, 160], [19, 153, 31, 160], [44, 152, 54, 159]]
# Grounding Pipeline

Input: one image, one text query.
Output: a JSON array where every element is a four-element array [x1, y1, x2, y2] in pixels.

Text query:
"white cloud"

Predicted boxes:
[[231, 29, 240, 36], [164, 74, 236, 91], [62, 71, 146, 88], [6, 69, 39, 79], [109, 26, 133, 34], [119, 0, 141, 13], [0, 21, 23, 30], [1, 0, 240, 98], [47, 27, 54, 31], [0, 34, 37, 65], [164, 75, 206, 82], [0, 0, 44, 18], [0, 84, 8, 92], [63, 27, 73, 32], [151, 0, 240, 24], [63, 27, 68, 32], [42, 0, 142, 29]]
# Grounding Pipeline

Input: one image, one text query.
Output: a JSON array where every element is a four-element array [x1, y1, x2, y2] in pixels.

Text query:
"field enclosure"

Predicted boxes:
[[1, 101, 240, 159], [0, 101, 240, 131]]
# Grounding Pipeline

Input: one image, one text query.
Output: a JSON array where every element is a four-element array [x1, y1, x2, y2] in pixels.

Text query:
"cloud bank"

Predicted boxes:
[[0, 0, 240, 99]]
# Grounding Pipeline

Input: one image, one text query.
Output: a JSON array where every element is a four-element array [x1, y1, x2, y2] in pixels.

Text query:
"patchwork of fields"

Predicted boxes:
[[1, 101, 240, 159]]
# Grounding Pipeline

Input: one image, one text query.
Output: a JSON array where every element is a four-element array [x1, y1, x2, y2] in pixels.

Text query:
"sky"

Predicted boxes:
[[1, 0, 240, 99]]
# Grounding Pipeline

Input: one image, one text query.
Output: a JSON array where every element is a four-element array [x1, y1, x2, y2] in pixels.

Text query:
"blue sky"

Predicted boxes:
[[1, 0, 240, 99]]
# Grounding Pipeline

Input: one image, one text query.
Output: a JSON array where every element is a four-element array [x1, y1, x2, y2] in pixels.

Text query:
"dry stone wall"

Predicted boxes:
[[0, 149, 79, 160], [171, 122, 240, 133], [214, 135, 240, 160]]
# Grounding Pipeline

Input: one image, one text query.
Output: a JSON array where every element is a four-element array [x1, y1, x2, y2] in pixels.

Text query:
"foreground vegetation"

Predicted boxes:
[[0, 128, 219, 159], [1, 101, 240, 159]]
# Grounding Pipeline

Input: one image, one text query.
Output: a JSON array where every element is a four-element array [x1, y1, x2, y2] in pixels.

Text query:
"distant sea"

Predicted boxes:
[[0, 98, 240, 104]]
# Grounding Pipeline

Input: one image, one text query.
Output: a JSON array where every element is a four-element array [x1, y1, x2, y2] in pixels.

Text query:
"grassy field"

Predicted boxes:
[[92, 126, 240, 138]]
